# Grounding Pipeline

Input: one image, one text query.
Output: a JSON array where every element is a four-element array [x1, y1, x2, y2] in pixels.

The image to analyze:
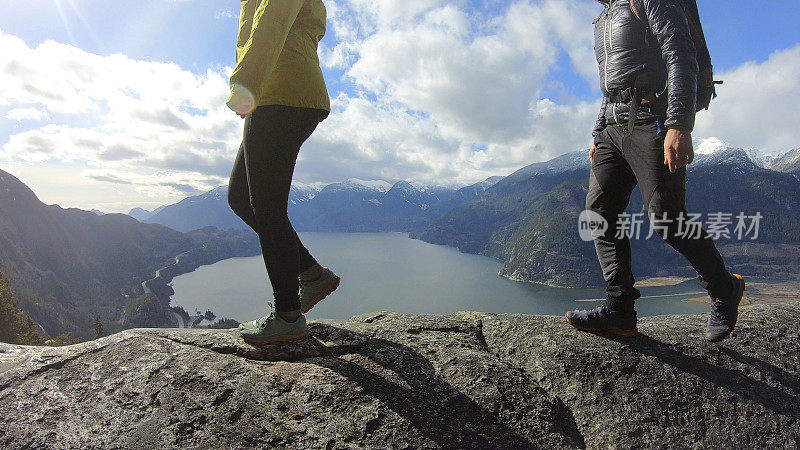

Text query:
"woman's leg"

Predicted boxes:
[[234, 105, 323, 313], [229, 142, 317, 275], [228, 142, 257, 230]]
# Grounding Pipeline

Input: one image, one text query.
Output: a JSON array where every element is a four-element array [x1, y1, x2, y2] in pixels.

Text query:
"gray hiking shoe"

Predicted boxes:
[[239, 312, 309, 345], [706, 274, 746, 342], [299, 267, 340, 313], [566, 304, 638, 337]]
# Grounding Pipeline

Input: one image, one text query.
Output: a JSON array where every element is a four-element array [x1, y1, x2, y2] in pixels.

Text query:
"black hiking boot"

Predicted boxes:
[[565, 301, 638, 338], [706, 274, 746, 342]]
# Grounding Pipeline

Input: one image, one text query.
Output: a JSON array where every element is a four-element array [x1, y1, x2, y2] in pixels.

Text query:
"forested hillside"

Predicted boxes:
[[0, 170, 259, 339]]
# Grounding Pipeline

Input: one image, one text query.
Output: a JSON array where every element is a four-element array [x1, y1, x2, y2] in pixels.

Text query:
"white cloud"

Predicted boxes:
[[328, 0, 599, 144], [2, 1, 798, 213], [694, 44, 800, 154], [3, 107, 49, 122], [311, 0, 602, 184], [0, 29, 240, 200], [1, 2, 605, 204], [214, 9, 236, 20]]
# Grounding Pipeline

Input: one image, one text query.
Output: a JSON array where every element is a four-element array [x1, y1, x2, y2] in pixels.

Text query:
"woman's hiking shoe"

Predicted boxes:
[[238, 312, 309, 345], [565, 305, 638, 337], [299, 267, 340, 313], [706, 274, 746, 342]]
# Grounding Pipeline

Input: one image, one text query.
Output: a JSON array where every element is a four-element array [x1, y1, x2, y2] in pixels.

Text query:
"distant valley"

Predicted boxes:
[[0, 169, 260, 340]]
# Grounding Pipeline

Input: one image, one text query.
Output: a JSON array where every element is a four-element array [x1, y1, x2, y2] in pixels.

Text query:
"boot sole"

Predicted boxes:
[[706, 274, 745, 342], [734, 274, 746, 296], [301, 275, 341, 314], [565, 316, 638, 337], [240, 331, 310, 346]]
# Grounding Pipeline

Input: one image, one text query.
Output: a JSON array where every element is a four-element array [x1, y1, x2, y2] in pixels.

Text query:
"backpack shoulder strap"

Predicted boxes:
[[629, 0, 647, 24]]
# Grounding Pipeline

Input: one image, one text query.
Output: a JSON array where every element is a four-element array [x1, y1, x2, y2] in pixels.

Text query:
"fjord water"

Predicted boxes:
[[170, 232, 707, 322]]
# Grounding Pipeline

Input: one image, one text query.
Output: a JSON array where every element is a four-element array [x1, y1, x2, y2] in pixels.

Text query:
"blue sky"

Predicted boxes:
[[3, 1, 798, 101], [1, 0, 799, 212]]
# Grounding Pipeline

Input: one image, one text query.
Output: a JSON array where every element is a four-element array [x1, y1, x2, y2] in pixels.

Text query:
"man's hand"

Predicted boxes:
[[664, 127, 694, 173], [589, 142, 596, 164]]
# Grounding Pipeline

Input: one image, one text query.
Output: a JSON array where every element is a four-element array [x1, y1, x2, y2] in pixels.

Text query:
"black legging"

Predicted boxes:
[[228, 104, 328, 312]]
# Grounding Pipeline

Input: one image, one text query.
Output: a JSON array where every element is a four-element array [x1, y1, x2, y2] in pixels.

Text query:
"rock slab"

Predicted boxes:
[[1, 304, 799, 449]]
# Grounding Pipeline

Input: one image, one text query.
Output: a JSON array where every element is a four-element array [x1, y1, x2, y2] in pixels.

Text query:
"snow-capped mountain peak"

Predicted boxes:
[[773, 147, 800, 173], [694, 136, 733, 155], [343, 178, 393, 193], [390, 180, 419, 193], [409, 181, 431, 192], [205, 186, 228, 199], [290, 182, 322, 201], [693, 137, 778, 169]]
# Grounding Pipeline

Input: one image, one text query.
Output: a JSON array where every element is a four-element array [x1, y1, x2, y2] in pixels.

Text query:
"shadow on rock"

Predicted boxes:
[[716, 346, 800, 396], [608, 333, 800, 420], [248, 323, 583, 449]]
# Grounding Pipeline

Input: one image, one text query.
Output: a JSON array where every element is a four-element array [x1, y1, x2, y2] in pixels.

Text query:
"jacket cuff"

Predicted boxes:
[[664, 116, 695, 133], [226, 83, 256, 115]]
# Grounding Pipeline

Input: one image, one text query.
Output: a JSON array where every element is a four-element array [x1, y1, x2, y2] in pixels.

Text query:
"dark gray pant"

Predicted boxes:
[[228, 105, 327, 312], [587, 120, 734, 306]]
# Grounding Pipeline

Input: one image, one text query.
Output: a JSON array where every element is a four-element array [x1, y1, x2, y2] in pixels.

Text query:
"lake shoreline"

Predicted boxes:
[[166, 233, 798, 320], [168, 233, 721, 322], [681, 278, 800, 306]]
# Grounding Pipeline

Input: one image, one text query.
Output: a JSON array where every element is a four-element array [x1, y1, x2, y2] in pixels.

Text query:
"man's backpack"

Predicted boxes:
[[630, 0, 722, 111]]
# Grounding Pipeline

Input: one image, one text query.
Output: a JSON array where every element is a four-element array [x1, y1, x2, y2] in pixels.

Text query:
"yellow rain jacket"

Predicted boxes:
[[230, 0, 330, 111]]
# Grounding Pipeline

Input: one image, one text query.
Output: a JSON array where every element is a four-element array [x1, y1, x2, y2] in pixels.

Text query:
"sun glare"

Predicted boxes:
[[52, 0, 102, 49]]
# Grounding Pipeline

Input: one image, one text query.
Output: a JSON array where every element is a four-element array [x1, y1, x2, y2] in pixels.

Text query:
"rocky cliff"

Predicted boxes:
[[1, 303, 798, 449]]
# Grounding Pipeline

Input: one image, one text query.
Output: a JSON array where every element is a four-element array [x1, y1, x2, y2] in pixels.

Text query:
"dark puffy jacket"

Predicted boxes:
[[593, 0, 698, 136]]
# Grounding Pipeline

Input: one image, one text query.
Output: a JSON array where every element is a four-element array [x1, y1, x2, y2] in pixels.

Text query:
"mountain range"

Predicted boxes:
[[128, 205, 166, 222], [138, 177, 502, 233], [0, 169, 260, 340], [694, 138, 800, 174], [415, 144, 800, 286], [132, 142, 799, 288]]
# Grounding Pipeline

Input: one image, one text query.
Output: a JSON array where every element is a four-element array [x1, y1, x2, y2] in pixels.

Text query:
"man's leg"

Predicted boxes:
[[566, 127, 639, 336], [623, 121, 744, 341], [589, 127, 641, 306]]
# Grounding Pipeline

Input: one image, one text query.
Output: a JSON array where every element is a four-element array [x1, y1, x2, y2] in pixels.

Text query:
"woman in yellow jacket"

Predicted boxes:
[[226, 0, 340, 345]]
